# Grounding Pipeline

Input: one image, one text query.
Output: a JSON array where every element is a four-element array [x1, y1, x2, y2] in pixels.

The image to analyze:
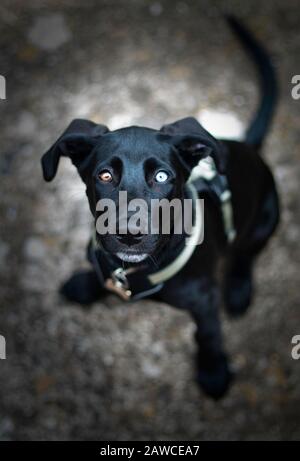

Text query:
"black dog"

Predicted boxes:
[[41, 17, 280, 399]]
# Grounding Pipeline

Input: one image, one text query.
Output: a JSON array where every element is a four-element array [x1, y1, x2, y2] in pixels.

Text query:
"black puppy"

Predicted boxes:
[[41, 18, 279, 399]]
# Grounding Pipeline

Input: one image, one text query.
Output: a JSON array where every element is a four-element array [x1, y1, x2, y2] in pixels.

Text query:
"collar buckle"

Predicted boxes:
[[104, 268, 132, 301]]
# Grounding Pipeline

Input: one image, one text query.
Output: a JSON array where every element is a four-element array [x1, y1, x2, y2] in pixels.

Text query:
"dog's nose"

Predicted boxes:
[[117, 220, 146, 246], [116, 233, 143, 246]]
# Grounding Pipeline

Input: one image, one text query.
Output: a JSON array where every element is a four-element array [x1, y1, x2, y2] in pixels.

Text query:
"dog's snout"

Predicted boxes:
[[116, 220, 145, 246], [116, 232, 143, 246]]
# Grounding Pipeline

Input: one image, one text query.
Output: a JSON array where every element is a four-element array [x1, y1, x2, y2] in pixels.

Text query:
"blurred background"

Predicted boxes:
[[0, 0, 299, 441]]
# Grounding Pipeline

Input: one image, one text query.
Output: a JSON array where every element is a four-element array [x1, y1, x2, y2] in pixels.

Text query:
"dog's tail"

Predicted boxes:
[[227, 15, 278, 149]]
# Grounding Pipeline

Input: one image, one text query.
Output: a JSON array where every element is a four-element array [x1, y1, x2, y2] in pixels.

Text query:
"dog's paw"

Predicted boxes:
[[60, 270, 103, 305], [196, 353, 234, 400], [224, 266, 253, 317]]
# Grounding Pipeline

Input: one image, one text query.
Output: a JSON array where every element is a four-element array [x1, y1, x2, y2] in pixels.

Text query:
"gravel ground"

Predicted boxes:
[[0, 0, 299, 441]]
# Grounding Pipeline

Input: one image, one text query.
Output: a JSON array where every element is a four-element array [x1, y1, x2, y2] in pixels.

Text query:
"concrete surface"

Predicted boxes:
[[0, 0, 299, 441]]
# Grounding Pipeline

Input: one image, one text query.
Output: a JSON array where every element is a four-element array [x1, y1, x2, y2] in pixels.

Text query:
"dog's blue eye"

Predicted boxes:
[[155, 171, 169, 183]]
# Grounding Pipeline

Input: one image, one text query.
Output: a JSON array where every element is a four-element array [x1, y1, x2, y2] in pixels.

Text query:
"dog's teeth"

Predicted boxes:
[[116, 252, 148, 263]]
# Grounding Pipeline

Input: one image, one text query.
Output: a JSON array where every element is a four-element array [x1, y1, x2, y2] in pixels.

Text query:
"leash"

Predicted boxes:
[[90, 156, 236, 301]]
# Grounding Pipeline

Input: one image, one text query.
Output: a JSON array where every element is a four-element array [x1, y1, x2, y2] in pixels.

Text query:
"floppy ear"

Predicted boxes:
[[159, 117, 226, 174], [41, 119, 109, 181]]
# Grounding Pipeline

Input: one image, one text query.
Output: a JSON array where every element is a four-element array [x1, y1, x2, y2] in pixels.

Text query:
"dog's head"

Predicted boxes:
[[41, 117, 224, 263]]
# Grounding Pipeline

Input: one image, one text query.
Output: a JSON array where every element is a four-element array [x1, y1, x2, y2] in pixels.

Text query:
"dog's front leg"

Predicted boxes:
[[188, 277, 234, 399], [161, 276, 233, 399], [60, 269, 106, 305]]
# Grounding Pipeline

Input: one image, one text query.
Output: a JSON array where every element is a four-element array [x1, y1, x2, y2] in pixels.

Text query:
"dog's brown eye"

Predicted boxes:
[[99, 170, 113, 182]]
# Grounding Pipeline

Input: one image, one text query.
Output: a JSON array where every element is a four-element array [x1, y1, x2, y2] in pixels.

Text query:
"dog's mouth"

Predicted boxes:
[[115, 251, 148, 263], [96, 231, 161, 264]]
